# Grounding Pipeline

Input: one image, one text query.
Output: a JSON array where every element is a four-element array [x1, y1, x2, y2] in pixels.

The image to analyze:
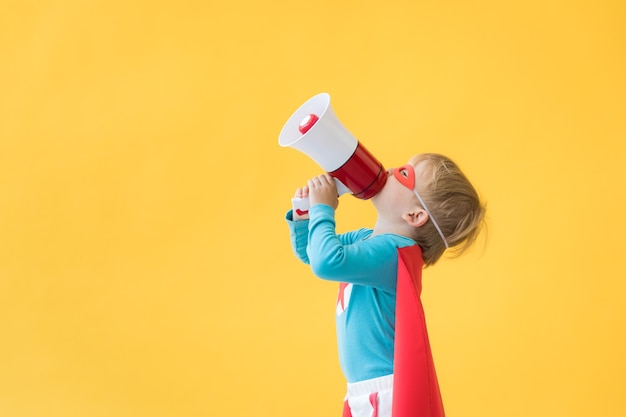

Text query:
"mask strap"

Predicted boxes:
[[413, 188, 450, 249]]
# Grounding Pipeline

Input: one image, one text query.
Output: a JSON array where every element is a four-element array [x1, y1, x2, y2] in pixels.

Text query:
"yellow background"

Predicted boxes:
[[1, 1, 625, 416]]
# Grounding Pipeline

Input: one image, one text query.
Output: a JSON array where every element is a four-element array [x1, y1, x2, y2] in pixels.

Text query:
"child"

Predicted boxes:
[[285, 153, 486, 417]]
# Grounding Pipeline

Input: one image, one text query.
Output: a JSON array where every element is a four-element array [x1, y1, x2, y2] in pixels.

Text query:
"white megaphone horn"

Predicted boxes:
[[278, 93, 387, 215]]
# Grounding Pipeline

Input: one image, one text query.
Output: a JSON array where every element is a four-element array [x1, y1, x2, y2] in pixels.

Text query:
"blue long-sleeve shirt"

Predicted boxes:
[[286, 204, 418, 383]]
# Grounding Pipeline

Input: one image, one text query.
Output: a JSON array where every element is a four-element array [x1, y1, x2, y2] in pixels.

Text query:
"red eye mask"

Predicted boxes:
[[393, 164, 416, 190]]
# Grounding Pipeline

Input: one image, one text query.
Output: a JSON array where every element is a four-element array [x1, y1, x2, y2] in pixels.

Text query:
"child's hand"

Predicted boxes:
[[292, 186, 310, 221], [308, 174, 339, 211]]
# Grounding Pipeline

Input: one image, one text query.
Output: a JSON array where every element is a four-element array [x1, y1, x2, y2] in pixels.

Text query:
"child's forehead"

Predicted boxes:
[[408, 153, 427, 165], [408, 155, 433, 172], [405, 157, 438, 189]]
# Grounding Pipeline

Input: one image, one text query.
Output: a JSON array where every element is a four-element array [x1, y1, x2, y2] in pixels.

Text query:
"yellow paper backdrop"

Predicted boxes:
[[1, 1, 625, 416]]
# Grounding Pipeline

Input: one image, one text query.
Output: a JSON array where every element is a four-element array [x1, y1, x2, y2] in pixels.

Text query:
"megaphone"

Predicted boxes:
[[279, 93, 387, 214]]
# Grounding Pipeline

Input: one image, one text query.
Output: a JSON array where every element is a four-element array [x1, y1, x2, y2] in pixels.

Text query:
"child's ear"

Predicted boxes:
[[402, 209, 429, 228]]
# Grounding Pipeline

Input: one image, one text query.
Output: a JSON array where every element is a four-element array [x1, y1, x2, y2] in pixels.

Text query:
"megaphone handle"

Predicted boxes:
[[291, 197, 311, 220]]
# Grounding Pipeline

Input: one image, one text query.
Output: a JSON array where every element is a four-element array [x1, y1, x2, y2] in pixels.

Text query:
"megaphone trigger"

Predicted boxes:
[[334, 178, 351, 196]]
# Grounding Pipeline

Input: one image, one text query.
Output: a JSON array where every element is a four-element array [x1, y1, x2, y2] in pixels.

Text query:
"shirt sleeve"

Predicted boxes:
[[306, 205, 405, 293], [285, 209, 311, 264]]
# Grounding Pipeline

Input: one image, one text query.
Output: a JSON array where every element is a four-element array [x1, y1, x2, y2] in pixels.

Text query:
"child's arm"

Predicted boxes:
[[303, 174, 402, 291], [285, 175, 335, 264], [306, 205, 403, 293], [286, 184, 313, 264]]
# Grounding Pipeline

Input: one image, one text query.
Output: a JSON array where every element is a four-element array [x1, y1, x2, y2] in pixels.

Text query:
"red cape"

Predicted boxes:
[[392, 245, 445, 417]]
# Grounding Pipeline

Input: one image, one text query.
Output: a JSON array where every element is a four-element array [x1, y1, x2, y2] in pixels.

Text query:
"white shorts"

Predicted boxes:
[[342, 374, 393, 417]]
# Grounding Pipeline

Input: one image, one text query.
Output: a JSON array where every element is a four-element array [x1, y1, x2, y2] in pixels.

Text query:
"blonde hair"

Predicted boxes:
[[409, 153, 486, 267]]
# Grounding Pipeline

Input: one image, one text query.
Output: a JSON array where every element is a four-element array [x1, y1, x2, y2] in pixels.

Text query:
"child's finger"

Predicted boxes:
[[308, 177, 321, 189], [294, 185, 311, 198]]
